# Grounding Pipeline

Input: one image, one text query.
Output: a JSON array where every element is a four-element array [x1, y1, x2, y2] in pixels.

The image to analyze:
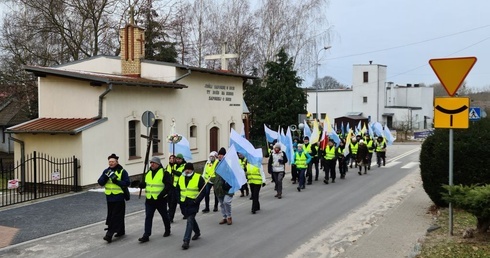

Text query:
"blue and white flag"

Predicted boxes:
[[303, 120, 312, 139], [285, 127, 294, 162], [329, 130, 341, 146], [383, 125, 395, 145], [240, 123, 246, 138], [229, 129, 262, 167], [215, 145, 247, 194], [264, 124, 278, 143], [169, 135, 192, 161], [373, 122, 384, 137]]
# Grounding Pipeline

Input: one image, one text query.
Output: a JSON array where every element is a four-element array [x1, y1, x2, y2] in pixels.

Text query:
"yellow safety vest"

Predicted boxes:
[[350, 142, 359, 154], [145, 168, 165, 200], [173, 163, 185, 187], [104, 170, 124, 195], [304, 143, 312, 155], [366, 139, 374, 153], [246, 164, 262, 185], [324, 145, 336, 160], [178, 173, 200, 202], [239, 158, 247, 169], [376, 140, 387, 152], [203, 159, 218, 182], [295, 152, 308, 169]]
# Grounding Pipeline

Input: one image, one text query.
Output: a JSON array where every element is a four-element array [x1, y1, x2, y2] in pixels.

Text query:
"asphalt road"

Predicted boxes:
[[0, 143, 421, 258]]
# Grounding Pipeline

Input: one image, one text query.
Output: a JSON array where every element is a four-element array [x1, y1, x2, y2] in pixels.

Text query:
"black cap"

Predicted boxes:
[[184, 163, 194, 171], [218, 147, 227, 155], [107, 153, 119, 160]]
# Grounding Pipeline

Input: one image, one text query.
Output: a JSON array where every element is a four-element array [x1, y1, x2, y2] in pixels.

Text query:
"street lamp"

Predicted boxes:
[[315, 46, 332, 122]]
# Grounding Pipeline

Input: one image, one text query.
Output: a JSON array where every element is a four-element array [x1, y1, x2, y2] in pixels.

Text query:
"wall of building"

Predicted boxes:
[[58, 56, 121, 74]]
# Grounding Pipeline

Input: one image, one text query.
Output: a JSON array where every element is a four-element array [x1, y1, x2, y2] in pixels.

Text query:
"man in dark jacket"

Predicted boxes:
[[138, 156, 172, 242], [356, 140, 369, 175], [177, 162, 205, 250], [98, 153, 130, 243]]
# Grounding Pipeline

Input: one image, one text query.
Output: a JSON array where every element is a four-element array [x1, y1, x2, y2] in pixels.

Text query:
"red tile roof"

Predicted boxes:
[[6, 118, 106, 134]]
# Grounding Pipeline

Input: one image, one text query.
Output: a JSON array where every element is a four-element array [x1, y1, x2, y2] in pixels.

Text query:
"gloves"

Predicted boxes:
[[262, 183, 266, 187], [139, 182, 146, 189], [111, 178, 119, 184], [105, 170, 117, 180]]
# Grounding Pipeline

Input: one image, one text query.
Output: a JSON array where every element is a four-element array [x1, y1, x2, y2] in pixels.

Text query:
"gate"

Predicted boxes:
[[0, 151, 79, 207]]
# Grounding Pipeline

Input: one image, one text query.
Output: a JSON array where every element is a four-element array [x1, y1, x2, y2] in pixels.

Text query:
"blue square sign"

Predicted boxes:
[[469, 107, 481, 121]]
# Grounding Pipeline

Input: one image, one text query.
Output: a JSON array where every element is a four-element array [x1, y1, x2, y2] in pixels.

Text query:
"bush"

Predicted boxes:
[[420, 117, 490, 207]]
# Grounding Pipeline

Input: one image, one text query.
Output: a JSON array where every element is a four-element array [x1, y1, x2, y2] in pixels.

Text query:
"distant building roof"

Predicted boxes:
[[6, 118, 107, 134], [0, 98, 31, 127], [24, 66, 188, 89]]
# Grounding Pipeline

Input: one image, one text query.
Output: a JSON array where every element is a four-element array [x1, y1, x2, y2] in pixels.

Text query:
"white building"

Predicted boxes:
[[307, 62, 434, 130], [6, 23, 252, 187]]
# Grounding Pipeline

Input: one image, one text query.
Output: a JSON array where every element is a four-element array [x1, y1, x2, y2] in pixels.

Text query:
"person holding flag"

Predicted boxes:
[[214, 147, 235, 225], [268, 143, 288, 199], [292, 144, 311, 192], [337, 139, 348, 179], [201, 151, 219, 213], [364, 134, 375, 170], [237, 152, 250, 197], [246, 162, 263, 214], [169, 154, 187, 222], [375, 136, 387, 167], [323, 139, 337, 184], [303, 136, 318, 185], [177, 163, 205, 250]]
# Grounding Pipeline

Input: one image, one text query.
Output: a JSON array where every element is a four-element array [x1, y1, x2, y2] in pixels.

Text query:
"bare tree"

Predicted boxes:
[[313, 75, 348, 89]]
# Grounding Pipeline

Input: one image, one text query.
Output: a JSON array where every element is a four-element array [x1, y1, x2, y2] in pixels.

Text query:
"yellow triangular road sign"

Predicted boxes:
[[429, 57, 477, 96]]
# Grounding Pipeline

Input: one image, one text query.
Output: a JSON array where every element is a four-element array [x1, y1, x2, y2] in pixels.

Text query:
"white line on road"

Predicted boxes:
[[401, 162, 419, 169]]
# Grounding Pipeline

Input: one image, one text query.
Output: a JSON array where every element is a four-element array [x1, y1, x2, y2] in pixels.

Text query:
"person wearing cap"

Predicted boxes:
[[268, 142, 288, 199], [247, 162, 264, 214], [375, 136, 387, 167], [337, 139, 348, 179], [303, 136, 318, 185], [237, 152, 250, 197], [323, 139, 337, 184], [364, 134, 375, 170], [177, 162, 205, 250], [201, 151, 219, 213], [137, 156, 172, 243], [98, 153, 131, 243], [349, 137, 359, 168], [356, 140, 369, 175], [291, 144, 311, 192], [169, 153, 187, 222], [213, 147, 234, 225]]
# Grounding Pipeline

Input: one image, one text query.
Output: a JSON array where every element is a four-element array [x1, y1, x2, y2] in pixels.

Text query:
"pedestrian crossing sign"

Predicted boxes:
[[469, 107, 481, 121]]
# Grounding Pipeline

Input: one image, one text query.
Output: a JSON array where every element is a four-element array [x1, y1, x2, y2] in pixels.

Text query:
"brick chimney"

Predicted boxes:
[[120, 23, 145, 77]]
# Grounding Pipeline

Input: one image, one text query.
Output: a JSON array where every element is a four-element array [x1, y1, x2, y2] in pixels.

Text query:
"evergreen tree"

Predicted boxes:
[[245, 48, 307, 139]]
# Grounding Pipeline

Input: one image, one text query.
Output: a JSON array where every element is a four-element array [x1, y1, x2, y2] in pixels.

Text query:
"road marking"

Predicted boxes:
[[384, 161, 400, 168], [401, 162, 419, 169]]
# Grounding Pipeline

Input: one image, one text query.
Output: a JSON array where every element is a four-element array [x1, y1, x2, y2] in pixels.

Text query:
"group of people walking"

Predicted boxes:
[[97, 133, 387, 250]]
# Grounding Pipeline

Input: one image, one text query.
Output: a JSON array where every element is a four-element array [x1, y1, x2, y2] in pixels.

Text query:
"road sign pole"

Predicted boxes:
[[449, 128, 453, 236]]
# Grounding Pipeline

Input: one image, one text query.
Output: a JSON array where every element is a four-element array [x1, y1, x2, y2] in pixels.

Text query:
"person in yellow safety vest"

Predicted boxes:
[[168, 153, 187, 222], [349, 137, 359, 168], [337, 139, 348, 179], [375, 136, 387, 167], [364, 134, 375, 170], [323, 139, 337, 184], [177, 162, 205, 250], [98, 153, 131, 243], [246, 163, 263, 214], [238, 153, 250, 197], [137, 156, 172, 243], [165, 154, 176, 216], [303, 136, 318, 185], [291, 144, 311, 192], [201, 151, 219, 213]]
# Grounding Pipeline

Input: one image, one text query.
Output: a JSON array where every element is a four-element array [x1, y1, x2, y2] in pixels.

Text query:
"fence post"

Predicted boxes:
[[73, 156, 79, 192], [33, 151, 37, 199]]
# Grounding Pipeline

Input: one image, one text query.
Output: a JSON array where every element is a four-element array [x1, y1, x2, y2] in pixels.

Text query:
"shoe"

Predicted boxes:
[[314, 178, 318, 181], [323, 179, 329, 184], [138, 235, 149, 243], [191, 233, 201, 240], [277, 194, 282, 199], [292, 181, 296, 184], [202, 208, 210, 213], [340, 175, 345, 179], [378, 164, 381, 167], [246, 191, 249, 196], [297, 186, 301, 192], [358, 171, 362, 175], [364, 171, 367, 174], [249, 196, 252, 200], [183, 216, 187, 220], [213, 207, 218, 212], [182, 241, 189, 250], [240, 193, 245, 197], [114, 233, 125, 237], [252, 210, 256, 214], [227, 217, 232, 225], [332, 179, 335, 183], [103, 235, 112, 243], [383, 163, 385, 166], [170, 219, 174, 223], [306, 182, 312, 185], [301, 186, 305, 189], [368, 166, 371, 170], [163, 231, 171, 237], [274, 194, 279, 197], [219, 218, 227, 225], [349, 165, 353, 168]]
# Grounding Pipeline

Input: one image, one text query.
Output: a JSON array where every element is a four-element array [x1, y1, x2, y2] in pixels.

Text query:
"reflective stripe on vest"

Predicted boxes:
[[324, 146, 336, 160], [366, 139, 374, 153], [295, 152, 308, 169], [145, 168, 165, 199], [350, 142, 359, 154], [173, 164, 185, 187], [203, 160, 218, 181], [105, 170, 123, 195], [178, 173, 200, 202], [246, 164, 262, 185]]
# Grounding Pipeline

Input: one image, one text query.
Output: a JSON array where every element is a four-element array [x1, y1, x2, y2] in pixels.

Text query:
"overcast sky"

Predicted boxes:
[[310, 0, 490, 91]]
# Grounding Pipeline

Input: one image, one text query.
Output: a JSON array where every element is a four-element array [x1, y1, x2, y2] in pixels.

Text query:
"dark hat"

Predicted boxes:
[[328, 138, 335, 143], [303, 136, 309, 140], [176, 153, 184, 159], [184, 163, 194, 171], [218, 147, 226, 155], [107, 153, 119, 160]]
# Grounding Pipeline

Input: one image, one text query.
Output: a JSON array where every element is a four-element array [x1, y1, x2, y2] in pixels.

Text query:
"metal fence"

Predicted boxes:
[[0, 151, 79, 207]]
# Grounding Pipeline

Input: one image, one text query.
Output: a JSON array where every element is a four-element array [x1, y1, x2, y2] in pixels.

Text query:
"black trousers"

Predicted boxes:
[[324, 159, 337, 180], [144, 198, 171, 236], [338, 157, 347, 176], [291, 165, 298, 181], [106, 200, 126, 236], [203, 183, 218, 209], [168, 187, 179, 221], [249, 184, 261, 212]]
